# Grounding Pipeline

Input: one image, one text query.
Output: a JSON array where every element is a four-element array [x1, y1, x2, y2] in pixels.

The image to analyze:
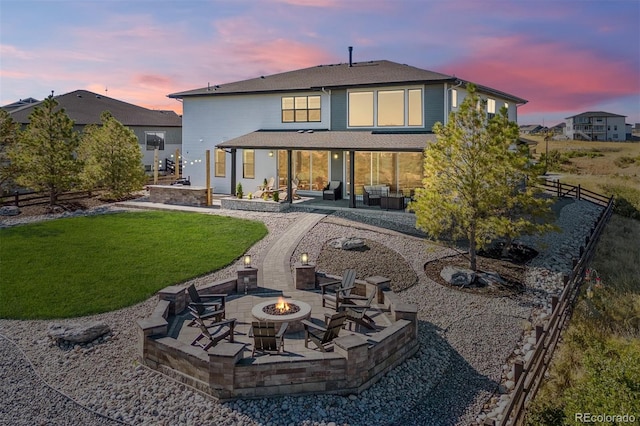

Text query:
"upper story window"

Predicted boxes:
[[145, 131, 165, 150], [282, 95, 321, 123], [487, 98, 496, 119], [451, 89, 458, 108], [348, 88, 423, 128], [215, 148, 225, 177]]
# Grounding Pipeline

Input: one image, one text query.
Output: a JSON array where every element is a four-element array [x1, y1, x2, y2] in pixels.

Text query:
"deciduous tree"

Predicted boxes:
[[79, 111, 146, 200], [411, 84, 554, 271], [9, 95, 81, 206]]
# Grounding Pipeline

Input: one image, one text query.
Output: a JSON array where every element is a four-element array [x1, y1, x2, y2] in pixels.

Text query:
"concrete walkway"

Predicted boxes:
[[258, 212, 326, 291]]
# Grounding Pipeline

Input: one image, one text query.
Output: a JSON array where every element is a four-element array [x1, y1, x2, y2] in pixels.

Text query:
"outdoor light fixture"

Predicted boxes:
[[244, 255, 252, 267], [333, 153, 339, 159], [301, 253, 309, 265], [268, 151, 274, 157]]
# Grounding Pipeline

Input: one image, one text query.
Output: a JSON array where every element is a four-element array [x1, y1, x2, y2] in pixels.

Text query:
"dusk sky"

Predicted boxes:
[[1, 0, 639, 126]]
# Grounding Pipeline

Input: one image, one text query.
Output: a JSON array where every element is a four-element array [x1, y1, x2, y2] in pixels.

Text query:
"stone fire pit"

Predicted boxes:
[[251, 298, 311, 333]]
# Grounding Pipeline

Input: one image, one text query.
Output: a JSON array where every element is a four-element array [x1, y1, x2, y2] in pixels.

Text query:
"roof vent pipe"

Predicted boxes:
[[348, 46, 353, 67]]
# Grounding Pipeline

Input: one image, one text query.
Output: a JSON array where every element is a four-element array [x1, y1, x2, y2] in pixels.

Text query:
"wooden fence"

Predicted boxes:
[[486, 184, 614, 425], [0, 189, 96, 208], [536, 178, 610, 207]]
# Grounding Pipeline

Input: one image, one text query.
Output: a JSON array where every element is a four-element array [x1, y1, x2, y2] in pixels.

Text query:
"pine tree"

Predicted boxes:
[[9, 95, 81, 206], [78, 111, 146, 200], [0, 109, 20, 190], [411, 84, 554, 272]]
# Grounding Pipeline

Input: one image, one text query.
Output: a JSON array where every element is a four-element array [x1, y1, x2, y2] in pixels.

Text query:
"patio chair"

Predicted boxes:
[[279, 178, 300, 201], [186, 284, 226, 326], [190, 315, 237, 351], [341, 290, 377, 331], [249, 321, 288, 356], [323, 181, 342, 200], [320, 269, 356, 310], [254, 177, 275, 198], [301, 311, 347, 352]]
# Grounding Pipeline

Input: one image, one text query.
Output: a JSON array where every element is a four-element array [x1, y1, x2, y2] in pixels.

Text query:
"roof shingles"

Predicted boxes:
[[10, 90, 181, 127]]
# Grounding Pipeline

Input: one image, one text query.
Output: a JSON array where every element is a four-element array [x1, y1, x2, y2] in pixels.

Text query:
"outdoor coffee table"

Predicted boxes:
[[380, 192, 406, 210]]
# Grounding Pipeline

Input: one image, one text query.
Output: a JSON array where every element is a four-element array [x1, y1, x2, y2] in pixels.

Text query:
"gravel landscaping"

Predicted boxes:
[[0, 197, 604, 425]]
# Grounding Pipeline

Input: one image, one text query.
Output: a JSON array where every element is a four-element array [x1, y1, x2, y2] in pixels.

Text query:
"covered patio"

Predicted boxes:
[[216, 129, 435, 208]]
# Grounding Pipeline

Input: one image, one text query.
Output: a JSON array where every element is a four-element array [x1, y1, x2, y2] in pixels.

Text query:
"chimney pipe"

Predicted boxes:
[[348, 46, 353, 67]]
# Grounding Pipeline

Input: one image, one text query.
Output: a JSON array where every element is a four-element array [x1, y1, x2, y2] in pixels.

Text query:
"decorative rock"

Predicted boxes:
[[329, 237, 365, 250], [476, 271, 506, 287], [0, 205, 20, 216], [440, 265, 475, 287], [48, 321, 111, 343]]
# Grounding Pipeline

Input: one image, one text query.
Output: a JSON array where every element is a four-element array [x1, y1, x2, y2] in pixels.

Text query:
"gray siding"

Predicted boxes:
[[424, 84, 444, 130], [330, 89, 347, 130]]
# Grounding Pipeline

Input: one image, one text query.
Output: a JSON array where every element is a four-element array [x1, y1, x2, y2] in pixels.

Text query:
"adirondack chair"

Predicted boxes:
[[249, 321, 288, 356], [320, 269, 357, 311], [186, 284, 226, 326], [341, 290, 377, 330], [301, 311, 347, 352], [190, 315, 236, 351], [254, 177, 275, 198]]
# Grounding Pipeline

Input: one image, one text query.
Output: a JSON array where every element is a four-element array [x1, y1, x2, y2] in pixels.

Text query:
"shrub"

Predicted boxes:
[[272, 191, 279, 202], [614, 155, 637, 168]]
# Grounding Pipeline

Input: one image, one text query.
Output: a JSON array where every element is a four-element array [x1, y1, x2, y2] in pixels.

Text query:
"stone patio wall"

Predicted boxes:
[[148, 185, 209, 207], [137, 278, 418, 400]]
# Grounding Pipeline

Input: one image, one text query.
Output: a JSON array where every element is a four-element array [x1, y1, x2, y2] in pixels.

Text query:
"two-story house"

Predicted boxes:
[[9, 90, 182, 172], [169, 58, 526, 207], [564, 111, 627, 141]]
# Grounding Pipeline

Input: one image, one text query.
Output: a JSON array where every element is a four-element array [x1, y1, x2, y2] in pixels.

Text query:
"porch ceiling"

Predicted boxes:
[[216, 130, 436, 152]]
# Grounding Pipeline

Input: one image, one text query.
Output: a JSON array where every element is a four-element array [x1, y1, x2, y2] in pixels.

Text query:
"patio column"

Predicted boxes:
[[287, 149, 293, 204], [349, 150, 356, 208], [230, 149, 237, 196]]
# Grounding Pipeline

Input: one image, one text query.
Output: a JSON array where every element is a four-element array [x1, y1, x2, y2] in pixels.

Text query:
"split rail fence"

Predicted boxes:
[[485, 179, 614, 425]]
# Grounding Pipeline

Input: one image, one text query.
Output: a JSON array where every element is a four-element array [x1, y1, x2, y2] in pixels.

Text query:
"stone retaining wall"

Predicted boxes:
[[148, 185, 209, 207], [138, 277, 418, 401], [220, 197, 290, 212]]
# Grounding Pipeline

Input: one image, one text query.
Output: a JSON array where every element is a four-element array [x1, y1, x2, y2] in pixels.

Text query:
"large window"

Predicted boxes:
[[215, 148, 225, 177], [348, 88, 422, 128], [282, 95, 321, 122], [348, 92, 374, 127], [145, 131, 165, 150], [277, 150, 328, 191], [377, 90, 404, 126], [243, 149, 254, 178], [346, 152, 423, 195]]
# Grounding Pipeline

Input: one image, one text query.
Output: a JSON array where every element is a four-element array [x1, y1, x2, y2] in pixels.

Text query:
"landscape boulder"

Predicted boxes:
[[329, 237, 366, 250], [476, 271, 506, 287], [0, 206, 20, 216], [47, 321, 111, 343], [440, 265, 475, 287]]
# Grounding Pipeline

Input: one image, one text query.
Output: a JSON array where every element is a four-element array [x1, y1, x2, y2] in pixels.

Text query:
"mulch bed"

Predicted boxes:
[[424, 254, 527, 297]]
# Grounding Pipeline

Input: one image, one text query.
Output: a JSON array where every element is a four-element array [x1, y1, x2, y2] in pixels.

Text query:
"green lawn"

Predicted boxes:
[[0, 211, 268, 319]]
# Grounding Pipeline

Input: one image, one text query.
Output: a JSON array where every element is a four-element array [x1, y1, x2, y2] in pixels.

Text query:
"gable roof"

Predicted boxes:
[[566, 111, 626, 119], [168, 60, 527, 104], [9, 90, 182, 127]]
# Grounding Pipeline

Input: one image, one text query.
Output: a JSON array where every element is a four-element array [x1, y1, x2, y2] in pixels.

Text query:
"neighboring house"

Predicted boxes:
[[168, 58, 527, 205], [519, 124, 544, 135], [549, 122, 565, 135], [8, 90, 182, 172], [2, 97, 39, 112], [564, 111, 627, 141]]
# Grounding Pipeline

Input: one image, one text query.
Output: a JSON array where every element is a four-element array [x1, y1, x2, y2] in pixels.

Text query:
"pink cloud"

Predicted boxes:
[[440, 35, 639, 114]]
